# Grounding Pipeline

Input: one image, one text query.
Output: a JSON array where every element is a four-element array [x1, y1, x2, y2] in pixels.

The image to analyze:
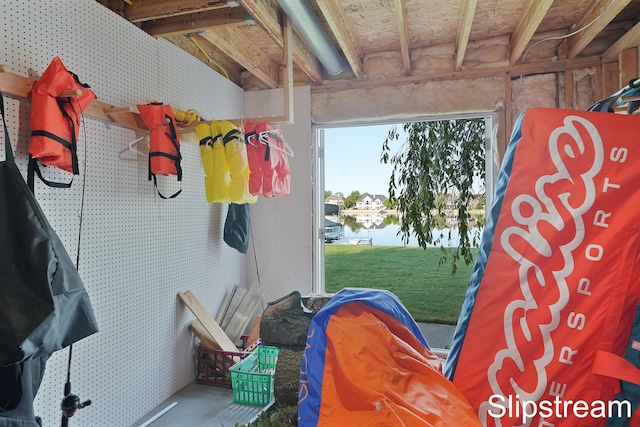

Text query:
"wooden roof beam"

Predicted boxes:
[[455, 0, 477, 70], [510, 0, 554, 64], [393, 0, 411, 76], [567, 0, 632, 58], [238, 0, 323, 84], [165, 34, 242, 85], [124, 0, 230, 23], [602, 20, 640, 62], [316, 0, 364, 78], [202, 27, 280, 88], [141, 8, 249, 37]]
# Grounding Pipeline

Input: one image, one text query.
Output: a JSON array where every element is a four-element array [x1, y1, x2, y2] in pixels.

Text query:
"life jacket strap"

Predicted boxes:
[[151, 174, 182, 199], [27, 155, 73, 192]]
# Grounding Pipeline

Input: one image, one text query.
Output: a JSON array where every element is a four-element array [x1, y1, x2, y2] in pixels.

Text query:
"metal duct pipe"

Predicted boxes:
[[276, 0, 344, 75]]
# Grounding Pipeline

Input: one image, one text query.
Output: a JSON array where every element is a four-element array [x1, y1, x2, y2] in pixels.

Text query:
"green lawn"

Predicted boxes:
[[324, 245, 477, 324]]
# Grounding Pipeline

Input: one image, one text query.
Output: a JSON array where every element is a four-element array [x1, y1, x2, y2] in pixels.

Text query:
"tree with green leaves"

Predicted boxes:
[[344, 190, 361, 209], [381, 119, 485, 272]]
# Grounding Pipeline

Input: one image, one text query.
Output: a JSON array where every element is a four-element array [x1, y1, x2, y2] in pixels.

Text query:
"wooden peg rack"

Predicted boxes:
[[0, 66, 287, 144]]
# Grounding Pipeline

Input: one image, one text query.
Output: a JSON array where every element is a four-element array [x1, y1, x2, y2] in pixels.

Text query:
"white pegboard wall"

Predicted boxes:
[[1, 1, 248, 426]]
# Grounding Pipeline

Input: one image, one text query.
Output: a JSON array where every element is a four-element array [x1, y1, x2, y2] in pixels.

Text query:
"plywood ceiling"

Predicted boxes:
[[99, 0, 640, 93]]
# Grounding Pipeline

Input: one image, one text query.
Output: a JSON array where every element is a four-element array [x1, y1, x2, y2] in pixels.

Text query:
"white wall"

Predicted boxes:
[[244, 87, 315, 304], [1, 1, 251, 425]]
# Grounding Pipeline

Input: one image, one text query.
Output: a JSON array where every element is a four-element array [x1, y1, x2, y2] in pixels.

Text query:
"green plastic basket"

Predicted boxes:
[[230, 345, 280, 405]]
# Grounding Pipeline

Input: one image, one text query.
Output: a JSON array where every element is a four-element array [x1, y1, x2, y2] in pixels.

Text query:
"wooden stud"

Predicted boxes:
[[283, 14, 294, 124], [0, 65, 10, 73], [619, 47, 638, 89], [565, 70, 574, 110]]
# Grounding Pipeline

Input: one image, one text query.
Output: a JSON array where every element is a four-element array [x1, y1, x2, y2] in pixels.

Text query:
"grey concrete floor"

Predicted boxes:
[[129, 382, 268, 427]]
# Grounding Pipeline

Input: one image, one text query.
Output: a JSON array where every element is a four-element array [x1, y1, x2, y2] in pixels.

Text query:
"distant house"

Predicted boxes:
[[325, 195, 345, 206], [356, 193, 388, 210]]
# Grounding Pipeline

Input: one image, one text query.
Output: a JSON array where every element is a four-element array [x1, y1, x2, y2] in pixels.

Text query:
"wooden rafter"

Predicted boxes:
[[567, 0, 632, 58], [141, 8, 248, 37], [238, 0, 323, 84], [394, 0, 411, 76], [455, 0, 477, 70], [602, 20, 640, 62], [316, 0, 363, 78], [202, 27, 280, 88], [510, 0, 554, 64], [124, 0, 229, 22], [165, 34, 242, 85]]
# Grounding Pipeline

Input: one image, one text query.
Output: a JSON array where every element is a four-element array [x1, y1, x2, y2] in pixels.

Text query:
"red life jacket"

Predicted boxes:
[[137, 103, 182, 199], [29, 56, 96, 188], [245, 121, 291, 198]]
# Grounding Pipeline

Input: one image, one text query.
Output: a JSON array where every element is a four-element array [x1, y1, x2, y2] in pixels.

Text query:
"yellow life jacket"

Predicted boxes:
[[219, 120, 256, 205], [198, 120, 256, 204]]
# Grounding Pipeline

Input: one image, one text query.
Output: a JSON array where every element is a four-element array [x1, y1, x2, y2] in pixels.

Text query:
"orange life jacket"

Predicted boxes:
[[29, 56, 96, 188], [137, 103, 182, 199]]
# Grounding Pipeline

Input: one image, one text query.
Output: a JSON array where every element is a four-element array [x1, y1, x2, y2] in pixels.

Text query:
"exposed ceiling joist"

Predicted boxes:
[[238, 0, 323, 84], [567, 0, 633, 58], [316, 0, 364, 78], [394, 0, 411, 76], [602, 20, 640, 62], [456, 0, 478, 70], [509, 0, 554, 64], [141, 8, 249, 37], [125, 0, 229, 22], [202, 27, 280, 88], [102, 0, 639, 96], [165, 34, 242, 84]]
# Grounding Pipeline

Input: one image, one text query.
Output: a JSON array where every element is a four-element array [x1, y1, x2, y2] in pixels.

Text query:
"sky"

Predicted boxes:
[[323, 124, 405, 197]]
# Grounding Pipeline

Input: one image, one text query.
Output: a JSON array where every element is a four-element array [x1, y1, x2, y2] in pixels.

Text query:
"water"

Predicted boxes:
[[328, 213, 482, 247]]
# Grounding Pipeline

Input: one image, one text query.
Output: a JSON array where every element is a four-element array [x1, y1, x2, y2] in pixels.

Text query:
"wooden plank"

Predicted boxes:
[[603, 61, 620, 96], [283, 14, 294, 124], [246, 314, 261, 346], [619, 47, 638, 89], [141, 8, 248, 37], [202, 27, 280, 89], [0, 70, 289, 145], [177, 290, 237, 353], [124, 0, 229, 23], [239, 0, 323, 84], [602, 21, 640, 63], [221, 286, 247, 329], [224, 283, 264, 343], [311, 55, 605, 94], [567, 0, 632, 59], [316, 0, 363, 78], [455, 0, 478, 70], [509, 0, 554, 65], [394, 0, 411, 76], [188, 320, 221, 350], [215, 286, 237, 325], [565, 70, 574, 110]]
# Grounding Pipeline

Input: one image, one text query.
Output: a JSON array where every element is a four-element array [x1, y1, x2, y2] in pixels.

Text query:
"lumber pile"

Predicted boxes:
[[178, 282, 264, 352]]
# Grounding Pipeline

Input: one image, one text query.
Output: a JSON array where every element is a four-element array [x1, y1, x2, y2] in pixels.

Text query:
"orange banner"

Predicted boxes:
[[447, 109, 640, 426]]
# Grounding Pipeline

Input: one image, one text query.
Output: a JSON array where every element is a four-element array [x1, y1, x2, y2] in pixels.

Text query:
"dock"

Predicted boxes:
[[348, 238, 372, 245]]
